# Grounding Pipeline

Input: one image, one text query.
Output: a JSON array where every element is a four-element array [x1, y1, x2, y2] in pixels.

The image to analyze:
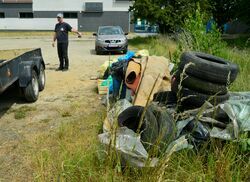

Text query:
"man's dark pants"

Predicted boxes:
[[57, 42, 69, 69]]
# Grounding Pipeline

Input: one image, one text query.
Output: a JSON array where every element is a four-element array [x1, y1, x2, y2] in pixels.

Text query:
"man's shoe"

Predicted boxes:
[[62, 68, 69, 72], [56, 67, 63, 71]]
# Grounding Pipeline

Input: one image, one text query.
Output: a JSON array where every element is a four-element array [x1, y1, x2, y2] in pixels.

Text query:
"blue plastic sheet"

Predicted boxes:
[[117, 51, 135, 62]]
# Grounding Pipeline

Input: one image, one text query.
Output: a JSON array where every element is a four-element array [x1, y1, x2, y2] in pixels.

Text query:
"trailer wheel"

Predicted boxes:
[[38, 65, 45, 91], [23, 70, 39, 102]]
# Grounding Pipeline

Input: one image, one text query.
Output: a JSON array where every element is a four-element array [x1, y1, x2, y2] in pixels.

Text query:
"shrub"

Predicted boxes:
[[173, 6, 226, 64]]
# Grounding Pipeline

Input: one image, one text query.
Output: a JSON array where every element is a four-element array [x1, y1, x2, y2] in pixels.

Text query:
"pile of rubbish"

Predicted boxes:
[[97, 50, 250, 167]]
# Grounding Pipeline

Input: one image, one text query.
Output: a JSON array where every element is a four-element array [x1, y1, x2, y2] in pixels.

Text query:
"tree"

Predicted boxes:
[[209, 0, 237, 27], [209, 0, 250, 27], [237, 0, 250, 25], [130, 0, 250, 33], [130, 0, 210, 33]]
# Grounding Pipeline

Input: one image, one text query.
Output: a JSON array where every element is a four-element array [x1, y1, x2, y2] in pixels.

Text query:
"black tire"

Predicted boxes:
[[179, 52, 239, 84], [149, 105, 176, 153], [38, 65, 45, 91], [141, 109, 159, 152], [23, 70, 39, 102], [153, 91, 177, 105], [175, 70, 228, 95], [118, 106, 144, 131], [118, 106, 159, 152], [95, 47, 102, 55], [179, 87, 230, 108]]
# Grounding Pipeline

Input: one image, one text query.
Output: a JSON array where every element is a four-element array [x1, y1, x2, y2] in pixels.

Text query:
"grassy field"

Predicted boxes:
[[0, 49, 33, 60], [22, 35, 250, 181]]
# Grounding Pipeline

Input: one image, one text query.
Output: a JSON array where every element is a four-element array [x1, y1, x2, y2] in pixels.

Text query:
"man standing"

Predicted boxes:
[[52, 13, 82, 71]]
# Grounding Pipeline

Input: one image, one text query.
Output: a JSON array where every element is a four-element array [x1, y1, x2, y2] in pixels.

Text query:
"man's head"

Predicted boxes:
[[57, 13, 64, 23]]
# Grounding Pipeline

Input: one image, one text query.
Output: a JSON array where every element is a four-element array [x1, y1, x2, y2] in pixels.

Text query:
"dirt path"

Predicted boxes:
[[0, 36, 117, 181]]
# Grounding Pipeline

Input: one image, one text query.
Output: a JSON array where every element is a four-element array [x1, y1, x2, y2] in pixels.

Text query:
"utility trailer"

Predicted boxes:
[[0, 48, 45, 102]]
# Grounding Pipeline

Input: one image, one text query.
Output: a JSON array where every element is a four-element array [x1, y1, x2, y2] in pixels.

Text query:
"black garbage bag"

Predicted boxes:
[[180, 120, 210, 148], [110, 60, 128, 81]]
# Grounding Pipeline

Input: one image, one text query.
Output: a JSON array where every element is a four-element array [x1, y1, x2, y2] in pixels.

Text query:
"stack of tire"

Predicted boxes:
[[118, 104, 176, 155], [172, 51, 239, 109]]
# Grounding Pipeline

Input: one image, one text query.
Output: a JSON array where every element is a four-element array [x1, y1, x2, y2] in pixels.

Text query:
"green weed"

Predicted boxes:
[[13, 105, 36, 120], [61, 111, 72, 118], [129, 35, 176, 59]]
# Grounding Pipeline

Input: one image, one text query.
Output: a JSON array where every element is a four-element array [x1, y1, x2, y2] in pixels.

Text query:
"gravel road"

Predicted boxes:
[[0, 35, 119, 180]]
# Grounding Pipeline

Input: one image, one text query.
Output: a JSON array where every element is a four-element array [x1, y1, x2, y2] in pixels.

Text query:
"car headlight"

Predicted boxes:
[[120, 38, 126, 43], [97, 38, 104, 42]]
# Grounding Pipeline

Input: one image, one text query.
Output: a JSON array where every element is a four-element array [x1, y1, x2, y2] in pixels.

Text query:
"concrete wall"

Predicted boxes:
[[33, 0, 131, 12]]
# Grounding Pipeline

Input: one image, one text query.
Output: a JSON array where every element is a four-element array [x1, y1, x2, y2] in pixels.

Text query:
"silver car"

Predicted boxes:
[[93, 26, 128, 55]]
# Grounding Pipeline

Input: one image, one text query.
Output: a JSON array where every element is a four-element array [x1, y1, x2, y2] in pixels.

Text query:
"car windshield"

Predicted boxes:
[[98, 27, 123, 35]]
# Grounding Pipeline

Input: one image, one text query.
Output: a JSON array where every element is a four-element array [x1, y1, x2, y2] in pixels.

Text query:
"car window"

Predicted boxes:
[[98, 27, 123, 35]]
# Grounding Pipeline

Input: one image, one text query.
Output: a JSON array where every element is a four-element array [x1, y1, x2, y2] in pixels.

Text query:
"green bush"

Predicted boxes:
[[173, 6, 226, 64]]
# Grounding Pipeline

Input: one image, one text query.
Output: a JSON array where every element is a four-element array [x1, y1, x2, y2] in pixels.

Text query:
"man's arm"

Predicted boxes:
[[71, 28, 82, 38], [52, 32, 57, 47]]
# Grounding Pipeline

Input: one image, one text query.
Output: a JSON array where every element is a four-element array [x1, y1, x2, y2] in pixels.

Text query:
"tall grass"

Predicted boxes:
[[29, 109, 249, 181], [221, 48, 250, 91], [29, 109, 117, 181], [129, 36, 176, 59]]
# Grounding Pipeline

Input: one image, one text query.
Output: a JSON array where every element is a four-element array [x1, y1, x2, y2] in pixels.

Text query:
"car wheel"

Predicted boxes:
[[23, 70, 39, 102], [38, 64, 45, 91], [96, 50, 103, 55]]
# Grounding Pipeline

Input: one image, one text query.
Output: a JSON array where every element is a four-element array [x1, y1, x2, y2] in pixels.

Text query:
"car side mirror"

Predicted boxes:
[[124, 32, 129, 35], [93, 33, 97, 36]]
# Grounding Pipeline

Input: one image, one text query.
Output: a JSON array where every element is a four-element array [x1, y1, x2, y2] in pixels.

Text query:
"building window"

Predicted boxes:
[[19, 12, 33, 18], [85, 2, 103, 12], [0, 12, 5, 18], [63, 12, 78, 19]]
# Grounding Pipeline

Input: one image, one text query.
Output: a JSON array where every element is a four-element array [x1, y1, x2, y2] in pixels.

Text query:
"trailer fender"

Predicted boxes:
[[19, 63, 39, 88]]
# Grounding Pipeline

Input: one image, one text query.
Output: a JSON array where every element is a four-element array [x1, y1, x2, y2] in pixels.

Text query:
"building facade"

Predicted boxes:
[[0, 0, 132, 32]]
